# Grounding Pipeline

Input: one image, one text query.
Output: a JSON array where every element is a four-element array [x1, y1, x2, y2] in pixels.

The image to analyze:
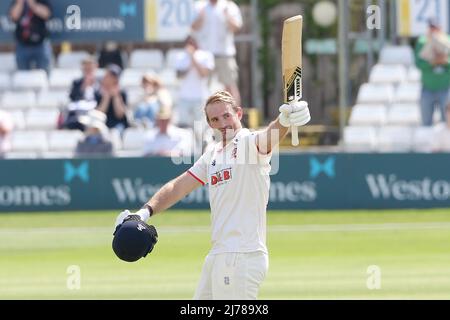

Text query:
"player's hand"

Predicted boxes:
[[115, 209, 134, 229], [114, 207, 151, 229], [279, 101, 311, 127]]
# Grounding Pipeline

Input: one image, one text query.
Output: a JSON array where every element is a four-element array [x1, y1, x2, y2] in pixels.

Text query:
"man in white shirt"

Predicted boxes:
[[175, 35, 215, 129], [114, 91, 311, 299], [191, 0, 243, 106]]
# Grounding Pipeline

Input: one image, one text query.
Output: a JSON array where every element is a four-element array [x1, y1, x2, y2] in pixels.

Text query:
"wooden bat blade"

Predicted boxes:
[[282, 15, 303, 146]]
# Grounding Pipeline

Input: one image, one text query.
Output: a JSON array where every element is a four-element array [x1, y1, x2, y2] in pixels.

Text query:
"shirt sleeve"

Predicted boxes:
[[228, 2, 243, 29], [188, 151, 210, 185]]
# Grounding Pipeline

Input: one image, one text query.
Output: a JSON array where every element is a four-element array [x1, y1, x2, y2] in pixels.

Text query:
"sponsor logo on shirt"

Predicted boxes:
[[211, 168, 232, 186]]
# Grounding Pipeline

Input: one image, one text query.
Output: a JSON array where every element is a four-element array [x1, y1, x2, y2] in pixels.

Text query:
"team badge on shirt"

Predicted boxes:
[[211, 168, 232, 186]]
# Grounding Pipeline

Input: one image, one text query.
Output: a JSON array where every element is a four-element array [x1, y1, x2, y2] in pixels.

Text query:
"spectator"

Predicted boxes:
[[98, 41, 124, 69], [143, 106, 193, 157], [174, 35, 215, 129], [133, 72, 172, 128], [191, 0, 243, 106], [95, 64, 129, 132], [75, 109, 113, 157], [415, 18, 450, 126], [432, 102, 450, 152], [69, 55, 100, 102], [0, 111, 14, 158], [9, 0, 52, 74]]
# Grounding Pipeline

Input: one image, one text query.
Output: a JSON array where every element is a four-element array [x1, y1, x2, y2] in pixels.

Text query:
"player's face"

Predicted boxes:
[[206, 102, 242, 142]]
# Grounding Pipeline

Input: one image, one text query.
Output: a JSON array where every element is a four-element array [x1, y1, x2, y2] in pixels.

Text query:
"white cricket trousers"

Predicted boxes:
[[193, 251, 269, 300]]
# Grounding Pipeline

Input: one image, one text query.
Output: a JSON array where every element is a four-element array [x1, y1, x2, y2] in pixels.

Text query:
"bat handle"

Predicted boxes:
[[291, 125, 299, 146]]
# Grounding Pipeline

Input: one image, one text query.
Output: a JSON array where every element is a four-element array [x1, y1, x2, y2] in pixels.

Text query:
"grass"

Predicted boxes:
[[0, 209, 450, 299]]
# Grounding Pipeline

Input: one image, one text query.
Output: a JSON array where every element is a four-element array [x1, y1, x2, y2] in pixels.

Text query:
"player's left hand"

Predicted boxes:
[[279, 101, 311, 127], [115, 210, 133, 229]]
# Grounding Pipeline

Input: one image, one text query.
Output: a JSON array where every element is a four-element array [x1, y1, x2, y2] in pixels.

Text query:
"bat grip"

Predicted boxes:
[[291, 125, 299, 146]]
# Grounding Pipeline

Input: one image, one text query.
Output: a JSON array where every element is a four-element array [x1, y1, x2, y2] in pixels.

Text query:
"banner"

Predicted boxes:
[[0, 0, 194, 43], [1, 154, 450, 212]]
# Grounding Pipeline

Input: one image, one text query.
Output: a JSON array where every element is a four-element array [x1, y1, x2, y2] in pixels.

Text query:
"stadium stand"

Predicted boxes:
[[57, 51, 91, 69], [0, 52, 16, 72], [344, 45, 431, 152], [129, 49, 165, 71], [12, 70, 48, 91]]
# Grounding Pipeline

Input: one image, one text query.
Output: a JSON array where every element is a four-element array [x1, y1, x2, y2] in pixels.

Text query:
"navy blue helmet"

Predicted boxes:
[[112, 215, 158, 262]]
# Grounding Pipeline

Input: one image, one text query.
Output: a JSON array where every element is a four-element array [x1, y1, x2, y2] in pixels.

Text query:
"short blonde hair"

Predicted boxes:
[[204, 91, 240, 122]]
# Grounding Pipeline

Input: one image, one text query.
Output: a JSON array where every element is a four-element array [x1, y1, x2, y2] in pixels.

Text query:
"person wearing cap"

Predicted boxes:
[[69, 55, 101, 102], [75, 109, 113, 157], [95, 64, 130, 132], [142, 106, 193, 157], [415, 18, 450, 126], [133, 72, 172, 128]]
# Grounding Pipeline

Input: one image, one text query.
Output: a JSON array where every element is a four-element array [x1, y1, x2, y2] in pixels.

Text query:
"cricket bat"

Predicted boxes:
[[282, 15, 303, 146]]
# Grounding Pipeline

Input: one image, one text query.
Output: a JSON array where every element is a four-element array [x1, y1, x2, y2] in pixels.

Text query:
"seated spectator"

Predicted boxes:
[[95, 64, 129, 133], [432, 103, 450, 152], [143, 106, 193, 157], [98, 41, 124, 69], [58, 100, 97, 131], [69, 55, 101, 102], [0, 110, 14, 158], [75, 109, 113, 157], [133, 72, 172, 128]]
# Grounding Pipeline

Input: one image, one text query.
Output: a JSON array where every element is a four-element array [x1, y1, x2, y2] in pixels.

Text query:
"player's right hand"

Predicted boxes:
[[115, 210, 134, 229]]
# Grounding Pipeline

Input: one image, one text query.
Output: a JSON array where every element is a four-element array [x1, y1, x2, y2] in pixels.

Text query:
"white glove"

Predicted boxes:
[[114, 208, 150, 228], [279, 101, 311, 128]]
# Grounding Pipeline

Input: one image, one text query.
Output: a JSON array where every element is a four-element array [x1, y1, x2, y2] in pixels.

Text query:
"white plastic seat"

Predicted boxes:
[[36, 90, 70, 109], [129, 49, 164, 70], [120, 68, 146, 88], [0, 53, 16, 72], [0, 91, 36, 109], [356, 83, 394, 104], [165, 48, 185, 69], [377, 126, 413, 152], [343, 126, 377, 152], [0, 73, 11, 91], [126, 87, 145, 107], [57, 51, 90, 69], [348, 104, 387, 126], [25, 109, 59, 130], [11, 130, 48, 152], [412, 126, 434, 153], [122, 128, 148, 150], [394, 83, 421, 103], [387, 103, 421, 126], [408, 67, 421, 82], [159, 68, 178, 87], [12, 70, 48, 91], [369, 64, 407, 84], [379, 45, 414, 66], [49, 68, 82, 89], [48, 130, 84, 151], [9, 110, 26, 130]]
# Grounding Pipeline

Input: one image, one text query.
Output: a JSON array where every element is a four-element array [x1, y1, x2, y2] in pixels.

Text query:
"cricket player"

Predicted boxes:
[[114, 90, 310, 299]]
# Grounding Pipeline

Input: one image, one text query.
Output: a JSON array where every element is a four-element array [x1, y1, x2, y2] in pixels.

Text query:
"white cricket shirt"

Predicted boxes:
[[188, 128, 272, 254]]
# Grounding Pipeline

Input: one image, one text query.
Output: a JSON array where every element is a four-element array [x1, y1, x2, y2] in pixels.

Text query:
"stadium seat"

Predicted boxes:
[[0, 73, 11, 91], [165, 48, 185, 69], [120, 68, 146, 88], [11, 130, 48, 153], [129, 49, 164, 70], [122, 128, 148, 151], [377, 126, 413, 152], [25, 109, 59, 130], [369, 64, 407, 84], [109, 128, 123, 151], [159, 68, 178, 87], [348, 104, 387, 126], [379, 45, 415, 66], [0, 91, 36, 110], [9, 110, 26, 130], [36, 90, 70, 109], [412, 126, 434, 153], [343, 126, 378, 152], [57, 51, 90, 69], [0, 53, 16, 72], [408, 67, 421, 82], [12, 70, 48, 91], [126, 87, 145, 107], [49, 68, 82, 89], [48, 130, 83, 151], [356, 83, 394, 104], [386, 103, 421, 126], [96, 68, 106, 79], [393, 83, 421, 103]]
